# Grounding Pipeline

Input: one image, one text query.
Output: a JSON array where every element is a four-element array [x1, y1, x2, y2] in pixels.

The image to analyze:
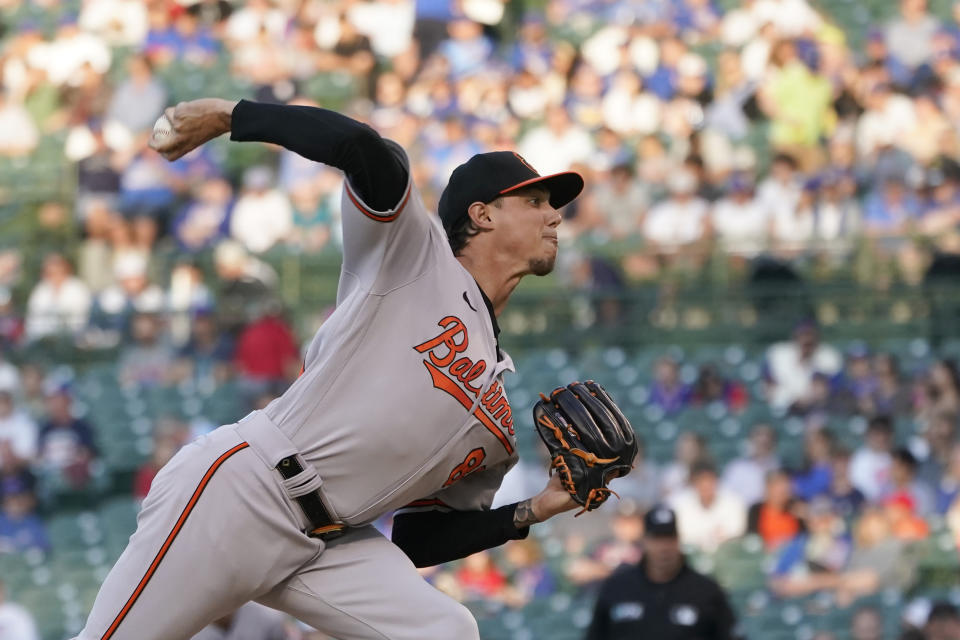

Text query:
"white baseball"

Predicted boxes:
[[152, 114, 174, 144]]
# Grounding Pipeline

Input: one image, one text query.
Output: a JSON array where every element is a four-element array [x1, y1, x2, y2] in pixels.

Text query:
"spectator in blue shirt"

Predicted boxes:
[[118, 148, 177, 220], [862, 178, 923, 236], [0, 475, 49, 555], [509, 13, 552, 75], [425, 117, 484, 192], [166, 144, 224, 190], [793, 428, 835, 501], [173, 309, 234, 385], [37, 388, 98, 489], [172, 177, 234, 252], [935, 442, 960, 514], [919, 166, 960, 224], [144, 4, 218, 66], [834, 344, 878, 414], [649, 356, 692, 415], [646, 38, 687, 100], [864, 29, 914, 89], [414, 0, 456, 59], [770, 497, 851, 597], [829, 448, 866, 520], [671, 0, 722, 39], [436, 17, 493, 80], [178, 10, 220, 58]]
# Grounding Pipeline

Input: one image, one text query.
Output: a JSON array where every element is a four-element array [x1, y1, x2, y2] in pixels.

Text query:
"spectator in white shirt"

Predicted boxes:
[[25, 254, 92, 341], [670, 460, 747, 552], [96, 253, 166, 330], [723, 424, 781, 506], [0, 390, 37, 471], [850, 416, 895, 502], [642, 169, 710, 251], [885, 0, 941, 71], [813, 171, 861, 252], [225, 0, 289, 44], [856, 83, 917, 160], [661, 432, 708, 501], [0, 579, 39, 640], [0, 91, 38, 157], [105, 54, 168, 137], [345, 0, 415, 59], [712, 174, 770, 256], [230, 166, 293, 254], [588, 162, 650, 239], [0, 350, 19, 397], [757, 152, 802, 229], [78, 0, 149, 46], [764, 321, 843, 410], [720, 0, 761, 47], [39, 22, 112, 87], [772, 181, 817, 254], [517, 104, 595, 176], [601, 70, 662, 136], [753, 0, 822, 38]]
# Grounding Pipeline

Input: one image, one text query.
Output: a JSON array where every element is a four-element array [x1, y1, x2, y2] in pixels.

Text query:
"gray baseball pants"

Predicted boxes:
[[74, 413, 478, 640]]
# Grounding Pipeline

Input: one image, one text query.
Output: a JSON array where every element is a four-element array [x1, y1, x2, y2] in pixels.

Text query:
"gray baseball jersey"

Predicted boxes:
[[75, 142, 514, 640], [262, 140, 519, 524]]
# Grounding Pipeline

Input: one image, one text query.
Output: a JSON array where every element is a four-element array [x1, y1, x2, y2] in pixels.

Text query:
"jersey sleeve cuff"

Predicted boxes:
[[344, 139, 413, 222]]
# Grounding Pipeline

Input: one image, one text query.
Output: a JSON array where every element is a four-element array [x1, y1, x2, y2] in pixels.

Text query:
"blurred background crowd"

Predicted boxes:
[[5, 0, 960, 294], [3, 0, 960, 638]]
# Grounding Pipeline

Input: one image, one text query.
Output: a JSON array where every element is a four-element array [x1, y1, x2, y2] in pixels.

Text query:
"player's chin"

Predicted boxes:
[[529, 252, 557, 276]]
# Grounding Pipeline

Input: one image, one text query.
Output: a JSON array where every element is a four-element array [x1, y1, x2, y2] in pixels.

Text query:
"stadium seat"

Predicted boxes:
[[911, 530, 960, 590], [714, 535, 768, 593]]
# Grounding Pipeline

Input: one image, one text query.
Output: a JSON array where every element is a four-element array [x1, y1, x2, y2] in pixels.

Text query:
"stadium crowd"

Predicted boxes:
[[3, 0, 960, 637], [1, 0, 960, 293]]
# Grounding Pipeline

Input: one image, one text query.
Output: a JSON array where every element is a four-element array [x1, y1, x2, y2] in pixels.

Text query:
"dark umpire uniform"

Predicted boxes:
[[585, 506, 742, 640]]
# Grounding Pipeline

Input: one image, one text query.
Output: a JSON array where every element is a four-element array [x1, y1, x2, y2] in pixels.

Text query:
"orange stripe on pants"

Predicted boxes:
[[100, 442, 250, 640]]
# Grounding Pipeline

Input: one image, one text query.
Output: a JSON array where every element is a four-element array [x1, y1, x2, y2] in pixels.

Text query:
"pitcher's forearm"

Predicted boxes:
[[209, 99, 238, 136], [513, 499, 541, 528]]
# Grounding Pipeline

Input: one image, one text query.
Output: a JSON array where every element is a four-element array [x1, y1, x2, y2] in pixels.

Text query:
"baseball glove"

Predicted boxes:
[[533, 380, 638, 515]]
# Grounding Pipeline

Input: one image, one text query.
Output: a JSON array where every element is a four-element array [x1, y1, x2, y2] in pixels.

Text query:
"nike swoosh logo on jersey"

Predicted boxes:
[[463, 291, 477, 312]]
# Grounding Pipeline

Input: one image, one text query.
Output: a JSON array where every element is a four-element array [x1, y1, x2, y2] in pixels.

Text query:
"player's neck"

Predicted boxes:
[[456, 254, 523, 316]]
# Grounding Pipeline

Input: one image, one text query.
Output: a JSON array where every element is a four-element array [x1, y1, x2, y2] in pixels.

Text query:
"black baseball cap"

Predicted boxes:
[[643, 505, 678, 538], [437, 151, 584, 231]]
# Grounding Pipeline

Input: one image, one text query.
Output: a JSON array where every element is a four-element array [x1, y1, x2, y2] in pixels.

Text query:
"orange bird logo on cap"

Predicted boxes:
[[512, 152, 538, 174]]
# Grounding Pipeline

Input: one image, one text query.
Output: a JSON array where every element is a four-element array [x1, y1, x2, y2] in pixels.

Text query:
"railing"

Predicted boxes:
[[7, 246, 960, 369], [270, 251, 960, 351]]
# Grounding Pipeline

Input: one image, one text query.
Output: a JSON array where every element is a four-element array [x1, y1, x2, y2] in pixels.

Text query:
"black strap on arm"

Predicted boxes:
[[391, 503, 530, 567], [230, 100, 408, 212]]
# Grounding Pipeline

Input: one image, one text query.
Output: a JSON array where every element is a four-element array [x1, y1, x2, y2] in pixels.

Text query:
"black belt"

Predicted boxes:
[[276, 455, 345, 541]]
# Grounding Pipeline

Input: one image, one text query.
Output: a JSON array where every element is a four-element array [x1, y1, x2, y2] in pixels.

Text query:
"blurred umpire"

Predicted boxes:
[[585, 506, 743, 640]]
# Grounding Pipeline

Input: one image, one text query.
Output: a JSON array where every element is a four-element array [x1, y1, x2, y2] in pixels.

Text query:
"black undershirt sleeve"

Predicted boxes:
[[391, 503, 530, 568], [229, 99, 408, 212]]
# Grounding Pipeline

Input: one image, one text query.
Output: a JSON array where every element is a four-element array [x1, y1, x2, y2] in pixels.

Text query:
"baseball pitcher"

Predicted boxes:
[[75, 98, 632, 640]]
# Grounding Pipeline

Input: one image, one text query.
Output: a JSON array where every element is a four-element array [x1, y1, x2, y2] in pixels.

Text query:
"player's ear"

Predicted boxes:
[[466, 201, 496, 230]]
